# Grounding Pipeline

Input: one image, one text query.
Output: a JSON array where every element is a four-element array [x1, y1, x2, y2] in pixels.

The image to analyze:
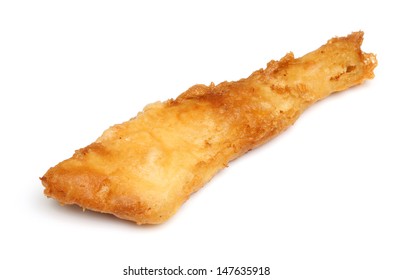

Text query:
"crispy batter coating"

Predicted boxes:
[[41, 32, 377, 224]]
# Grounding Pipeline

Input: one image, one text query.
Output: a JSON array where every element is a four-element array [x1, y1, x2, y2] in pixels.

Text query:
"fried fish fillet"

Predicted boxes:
[[41, 32, 377, 224]]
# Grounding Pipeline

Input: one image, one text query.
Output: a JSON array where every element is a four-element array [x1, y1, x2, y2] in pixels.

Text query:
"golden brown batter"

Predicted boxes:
[[41, 32, 377, 224]]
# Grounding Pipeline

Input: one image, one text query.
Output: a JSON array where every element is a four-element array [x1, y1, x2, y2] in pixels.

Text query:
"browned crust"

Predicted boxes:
[[41, 32, 377, 224]]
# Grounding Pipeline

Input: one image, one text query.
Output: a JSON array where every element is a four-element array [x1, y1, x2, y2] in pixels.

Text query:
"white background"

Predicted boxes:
[[1, 1, 392, 279]]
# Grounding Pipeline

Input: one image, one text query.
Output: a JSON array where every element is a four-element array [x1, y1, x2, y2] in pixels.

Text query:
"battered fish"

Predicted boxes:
[[41, 32, 377, 224]]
